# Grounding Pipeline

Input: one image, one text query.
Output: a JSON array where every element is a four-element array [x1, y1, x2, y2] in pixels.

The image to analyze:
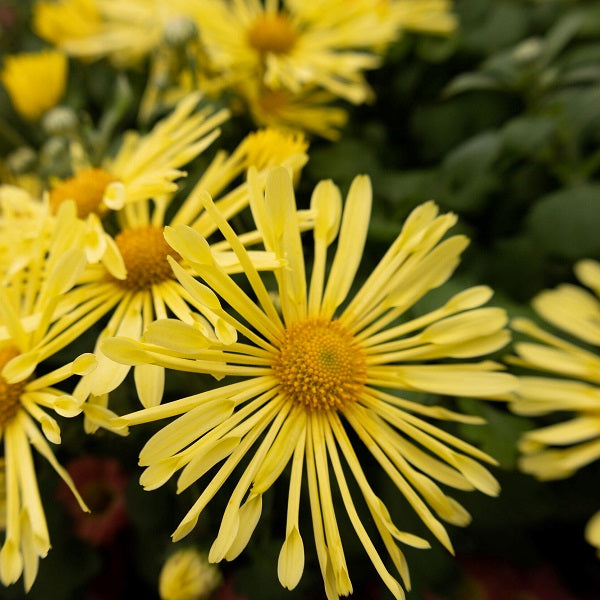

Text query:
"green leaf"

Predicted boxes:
[[527, 184, 600, 258], [306, 138, 381, 189], [443, 72, 506, 97], [440, 131, 501, 211], [501, 115, 556, 158], [538, 12, 584, 69]]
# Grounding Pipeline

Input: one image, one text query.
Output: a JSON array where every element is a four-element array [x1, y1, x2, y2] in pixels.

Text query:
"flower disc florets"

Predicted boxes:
[[114, 225, 180, 291], [273, 318, 366, 411], [246, 13, 297, 55], [49, 167, 116, 218]]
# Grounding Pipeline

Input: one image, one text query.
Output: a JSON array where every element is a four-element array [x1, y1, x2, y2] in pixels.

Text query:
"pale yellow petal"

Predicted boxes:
[[139, 399, 235, 466], [575, 259, 600, 297], [523, 416, 600, 446], [143, 318, 213, 353], [533, 284, 600, 345], [308, 179, 342, 317], [176, 436, 241, 494], [382, 364, 517, 397], [224, 494, 263, 560], [278, 525, 305, 590], [321, 175, 372, 319], [134, 363, 164, 408], [511, 376, 600, 415]]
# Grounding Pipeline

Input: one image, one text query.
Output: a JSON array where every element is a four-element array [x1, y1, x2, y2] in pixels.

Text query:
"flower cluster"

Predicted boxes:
[[29, 0, 456, 138], [0, 1, 598, 599]]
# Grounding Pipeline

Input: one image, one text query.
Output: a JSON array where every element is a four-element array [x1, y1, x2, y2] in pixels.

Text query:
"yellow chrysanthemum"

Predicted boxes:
[[194, 0, 399, 105], [0, 50, 67, 121], [102, 167, 516, 598], [241, 82, 349, 140], [0, 202, 96, 591], [0, 185, 48, 274], [386, 0, 458, 36], [52, 129, 308, 435], [33, 0, 103, 46], [47, 93, 229, 219], [34, 0, 203, 68], [159, 548, 222, 600], [508, 259, 600, 557]]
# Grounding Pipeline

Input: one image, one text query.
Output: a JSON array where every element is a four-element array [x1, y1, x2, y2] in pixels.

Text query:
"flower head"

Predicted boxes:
[[194, 0, 397, 105], [103, 167, 516, 598], [159, 548, 222, 600], [241, 82, 349, 140], [0, 202, 95, 591], [508, 258, 600, 557], [47, 93, 229, 218], [0, 50, 67, 121]]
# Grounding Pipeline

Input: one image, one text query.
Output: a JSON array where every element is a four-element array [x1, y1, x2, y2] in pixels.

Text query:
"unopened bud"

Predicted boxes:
[[164, 16, 198, 47], [41, 106, 78, 135]]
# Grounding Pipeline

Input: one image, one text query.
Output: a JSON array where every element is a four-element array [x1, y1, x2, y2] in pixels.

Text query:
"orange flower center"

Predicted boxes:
[[247, 13, 297, 55], [0, 346, 25, 428], [257, 88, 288, 117], [113, 225, 180, 291], [273, 318, 366, 411], [49, 167, 116, 218]]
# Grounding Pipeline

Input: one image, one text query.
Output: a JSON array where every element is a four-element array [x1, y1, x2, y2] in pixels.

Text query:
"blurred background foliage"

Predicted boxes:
[[1, 0, 600, 599]]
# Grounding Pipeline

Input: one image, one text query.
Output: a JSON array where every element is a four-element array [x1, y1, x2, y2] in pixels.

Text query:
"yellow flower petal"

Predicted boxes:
[[584, 510, 600, 549], [278, 525, 305, 590], [177, 436, 241, 494], [134, 363, 165, 409], [144, 319, 213, 354], [224, 493, 263, 560], [321, 175, 372, 318]]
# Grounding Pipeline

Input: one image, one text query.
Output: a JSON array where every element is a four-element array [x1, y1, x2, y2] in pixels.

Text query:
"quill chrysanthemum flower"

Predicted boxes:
[[0, 202, 96, 591], [47, 93, 229, 218], [103, 167, 516, 598], [507, 259, 600, 557], [0, 50, 67, 121], [194, 0, 397, 105]]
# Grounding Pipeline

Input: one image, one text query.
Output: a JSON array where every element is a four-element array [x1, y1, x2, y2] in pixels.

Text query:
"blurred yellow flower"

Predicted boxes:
[[508, 258, 600, 557], [33, 0, 102, 46], [0, 185, 47, 274], [32, 0, 457, 137], [241, 82, 349, 140], [47, 93, 229, 218], [159, 548, 222, 600], [103, 167, 516, 598], [35, 0, 203, 68], [0, 50, 67, 121], [194, 0, 397, 105], [387, 0, 458, 36]]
